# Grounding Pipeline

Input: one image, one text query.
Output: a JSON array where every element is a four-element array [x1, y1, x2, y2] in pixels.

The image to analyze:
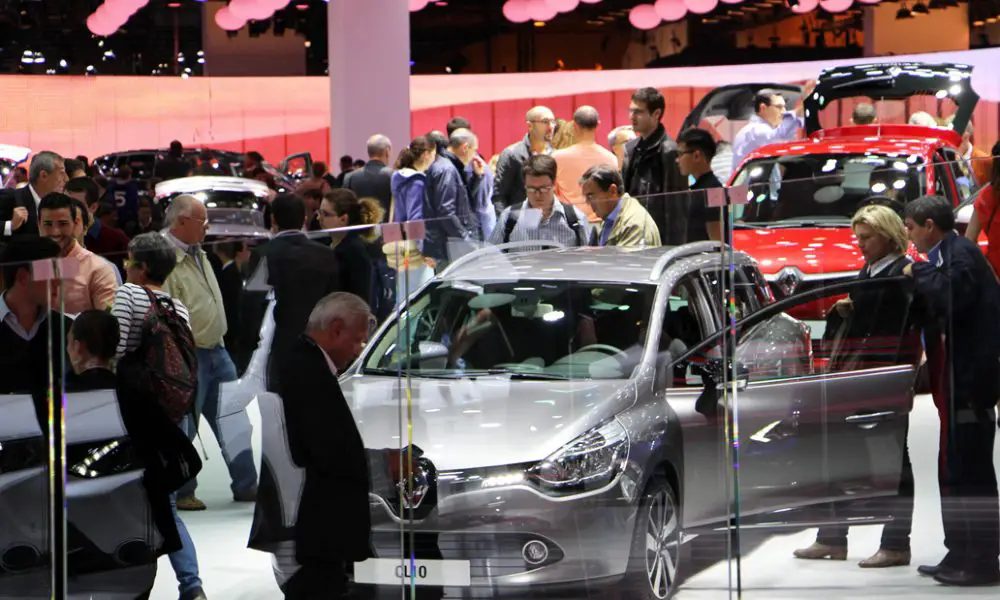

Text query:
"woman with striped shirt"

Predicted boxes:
[[110, 232, 206, 600]]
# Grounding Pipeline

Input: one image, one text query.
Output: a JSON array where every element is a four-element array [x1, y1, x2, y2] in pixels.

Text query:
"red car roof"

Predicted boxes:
[[739, 123, 962, 168]]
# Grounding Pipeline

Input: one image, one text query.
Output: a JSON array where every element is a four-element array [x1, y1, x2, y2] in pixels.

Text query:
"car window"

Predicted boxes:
[[700, 266, 767, 325], [126, 154, 156, 179], [364, 280, 657, 380], [940, 148, 975, 200], [732, 153, 927, 226], [658, 274, 712, 388]]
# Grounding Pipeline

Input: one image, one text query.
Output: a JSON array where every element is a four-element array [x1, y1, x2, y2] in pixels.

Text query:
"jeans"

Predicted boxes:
[[168, 493, 202, 595], [178, 346, 259, 497]]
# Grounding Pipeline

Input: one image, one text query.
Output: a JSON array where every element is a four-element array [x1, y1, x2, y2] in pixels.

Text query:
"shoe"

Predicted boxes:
[[933, 569, 1000, 586], [918, 563, 944, 577], [792, 542, 847, 560], [233, 486, 257, 502], [179, 586, 207, 600], [858, 549, 911, 568], [175, 495, 207, 511]]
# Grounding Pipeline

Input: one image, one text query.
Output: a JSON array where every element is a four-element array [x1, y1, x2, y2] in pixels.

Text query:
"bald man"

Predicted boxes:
[[491, 105, 555, 211], [344, 134, 393, 216], [553, 106, 619, 222]]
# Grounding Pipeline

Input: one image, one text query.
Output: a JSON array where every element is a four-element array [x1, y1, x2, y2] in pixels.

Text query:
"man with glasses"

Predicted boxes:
[[731, 83, 815, 173], [162, 194, 260, 511], [492, 105, 556, 212], [489, 155, 589, 248]]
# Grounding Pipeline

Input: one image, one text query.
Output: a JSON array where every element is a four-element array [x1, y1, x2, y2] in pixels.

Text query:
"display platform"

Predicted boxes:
[[148, 395, 1000, 600]]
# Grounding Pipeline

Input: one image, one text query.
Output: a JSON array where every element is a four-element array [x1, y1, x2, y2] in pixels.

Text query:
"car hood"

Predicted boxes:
[[340, 374, 635, 471], [733, 226, 862, 278]]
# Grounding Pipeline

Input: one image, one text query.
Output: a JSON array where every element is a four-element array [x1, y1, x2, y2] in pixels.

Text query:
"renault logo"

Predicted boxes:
[[397, 462, 431, 510], [776, 266, 804, 297]]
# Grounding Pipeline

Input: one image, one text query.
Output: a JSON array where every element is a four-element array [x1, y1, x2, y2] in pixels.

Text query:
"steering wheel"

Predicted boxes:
[[576, 344, 629, 361]]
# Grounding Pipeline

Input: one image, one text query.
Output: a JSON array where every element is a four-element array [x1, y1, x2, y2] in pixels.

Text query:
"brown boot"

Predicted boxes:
[[176, 495, 207, 511], [793, 542, 847, 560], [858, 549, 911, 568]]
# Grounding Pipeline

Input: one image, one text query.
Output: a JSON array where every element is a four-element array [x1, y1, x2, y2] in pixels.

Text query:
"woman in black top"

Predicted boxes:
[[319, 189, 385, 309], [794, 203, 919, 568]]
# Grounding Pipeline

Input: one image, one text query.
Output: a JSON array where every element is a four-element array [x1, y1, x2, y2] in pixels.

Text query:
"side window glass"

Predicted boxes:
[[932, 151, 954, 201], [660, 276, 710, 388], [736, 278, 920, 382], [700, 267, 757, 324], [943, 148, 974, 200]]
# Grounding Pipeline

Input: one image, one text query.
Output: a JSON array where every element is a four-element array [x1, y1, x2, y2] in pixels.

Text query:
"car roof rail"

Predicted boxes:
[[650, 241, 731, 280], [439, 240, 565, 278]]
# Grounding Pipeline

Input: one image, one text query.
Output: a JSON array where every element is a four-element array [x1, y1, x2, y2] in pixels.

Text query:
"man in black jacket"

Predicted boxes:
[[252, 194, 341, 391], [275, 292, 374, 599], [903, 195, 1000, 587], [343, 134, 393, 218], [0, 151, 68, 239], [621, 87, 689, 245]]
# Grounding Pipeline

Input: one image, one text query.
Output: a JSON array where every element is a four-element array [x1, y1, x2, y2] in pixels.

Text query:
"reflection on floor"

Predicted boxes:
[[149, 395, 1000, 599]]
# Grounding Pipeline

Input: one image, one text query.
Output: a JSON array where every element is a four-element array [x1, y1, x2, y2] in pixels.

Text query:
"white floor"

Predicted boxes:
[[149, 395, 1000, 600]]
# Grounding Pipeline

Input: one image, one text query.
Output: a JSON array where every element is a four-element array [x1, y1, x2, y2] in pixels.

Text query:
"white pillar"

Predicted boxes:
[[328, 0, 411, 163]]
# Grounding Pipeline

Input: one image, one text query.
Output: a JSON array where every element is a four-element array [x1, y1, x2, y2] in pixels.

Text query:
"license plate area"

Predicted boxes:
[[354, 558, 472, 587]]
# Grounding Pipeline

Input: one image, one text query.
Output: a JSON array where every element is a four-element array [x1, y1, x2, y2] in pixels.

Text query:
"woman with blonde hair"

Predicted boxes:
[[319, 188, 385, 312], [551, 118, 576, 150], [794, 202, 917, 568]]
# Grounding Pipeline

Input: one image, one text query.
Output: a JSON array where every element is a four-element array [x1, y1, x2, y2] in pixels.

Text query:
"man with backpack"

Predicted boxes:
[[488, 155, 590, 248]]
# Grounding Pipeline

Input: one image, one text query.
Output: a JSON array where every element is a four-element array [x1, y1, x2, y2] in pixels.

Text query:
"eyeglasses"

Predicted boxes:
[[529, 119, 557, 126], [525, 185, 553, 195]]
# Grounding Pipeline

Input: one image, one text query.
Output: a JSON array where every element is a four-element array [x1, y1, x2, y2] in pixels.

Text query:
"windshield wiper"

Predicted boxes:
[[764, 220, 850, 228], [476, 368, 570, 380]]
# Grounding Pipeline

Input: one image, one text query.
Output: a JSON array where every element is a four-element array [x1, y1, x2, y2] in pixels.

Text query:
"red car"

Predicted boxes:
[[728, 62, 983, 317]]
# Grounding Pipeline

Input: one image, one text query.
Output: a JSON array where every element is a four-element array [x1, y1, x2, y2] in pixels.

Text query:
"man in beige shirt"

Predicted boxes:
[[37, 192, 118, 315], [553, 106, 619, 223], [162, 194, 259, 511]]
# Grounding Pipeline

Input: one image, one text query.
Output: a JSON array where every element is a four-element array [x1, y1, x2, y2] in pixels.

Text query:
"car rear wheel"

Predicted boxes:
[[623, 475, 684, 600]]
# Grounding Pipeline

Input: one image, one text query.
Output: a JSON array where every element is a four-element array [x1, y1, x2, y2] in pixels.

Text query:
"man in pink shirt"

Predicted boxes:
[[553, 106, 619, 223], [37, 192, 118, 315]]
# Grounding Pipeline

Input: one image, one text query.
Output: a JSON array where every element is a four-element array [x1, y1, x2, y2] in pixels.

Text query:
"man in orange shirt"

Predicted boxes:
[[553, 106, 619, 223]]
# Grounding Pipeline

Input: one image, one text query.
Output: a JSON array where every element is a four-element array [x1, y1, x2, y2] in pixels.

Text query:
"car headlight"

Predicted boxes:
[[68, 439, 140, 479], [527, 420, 629, 497]]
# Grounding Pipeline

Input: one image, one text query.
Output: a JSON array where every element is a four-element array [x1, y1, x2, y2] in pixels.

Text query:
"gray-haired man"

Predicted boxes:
[[1, 150, 67, 237]]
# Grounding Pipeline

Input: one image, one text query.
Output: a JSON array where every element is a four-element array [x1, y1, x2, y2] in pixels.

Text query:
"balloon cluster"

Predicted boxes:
[[85, 0, 150, 37], [215, 0, 293, 32], [498, 0, 878, 27]]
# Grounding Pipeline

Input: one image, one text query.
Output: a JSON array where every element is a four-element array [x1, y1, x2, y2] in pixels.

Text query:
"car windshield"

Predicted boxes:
[[731, 153, 927, 226], [363, 280, 657, 380]]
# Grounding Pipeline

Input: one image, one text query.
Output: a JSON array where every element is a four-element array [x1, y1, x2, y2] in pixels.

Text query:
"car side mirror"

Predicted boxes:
[[694, 359, 750, 418]]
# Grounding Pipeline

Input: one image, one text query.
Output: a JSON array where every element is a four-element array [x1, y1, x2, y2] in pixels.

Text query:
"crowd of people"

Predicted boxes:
[[0, 81, 999, 600]]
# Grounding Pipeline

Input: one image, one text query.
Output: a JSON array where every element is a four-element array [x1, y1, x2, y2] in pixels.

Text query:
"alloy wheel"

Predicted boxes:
[[644, 488, 680, 599]]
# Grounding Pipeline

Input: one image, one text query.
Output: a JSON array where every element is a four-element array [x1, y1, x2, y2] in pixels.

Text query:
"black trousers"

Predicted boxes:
[[936, 405, 999, 573], [283, 559, 348, 600], [815, 441, 915, 551]]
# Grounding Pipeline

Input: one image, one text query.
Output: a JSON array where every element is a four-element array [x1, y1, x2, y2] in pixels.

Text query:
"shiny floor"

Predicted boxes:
[[148, 395, 1000, 600]]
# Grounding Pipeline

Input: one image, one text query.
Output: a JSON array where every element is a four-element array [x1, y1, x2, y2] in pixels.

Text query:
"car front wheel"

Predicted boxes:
[[623, 475, 684, 600]]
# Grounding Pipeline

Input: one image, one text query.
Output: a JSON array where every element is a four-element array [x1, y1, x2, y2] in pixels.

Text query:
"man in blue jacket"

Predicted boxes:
[[424, 131, 474, 270], [904, 195, 1000, 587]]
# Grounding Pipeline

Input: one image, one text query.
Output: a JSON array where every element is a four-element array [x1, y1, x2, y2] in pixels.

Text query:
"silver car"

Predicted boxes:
[[256, 241, 919, 598]]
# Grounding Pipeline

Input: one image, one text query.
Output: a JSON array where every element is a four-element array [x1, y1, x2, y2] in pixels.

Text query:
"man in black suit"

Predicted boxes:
[[252, 193, 340, 391], [0, 151, 68, 239], [274, 292, 374, 599], [904, 195, 1000, 587], [343, 134, 393, 218]]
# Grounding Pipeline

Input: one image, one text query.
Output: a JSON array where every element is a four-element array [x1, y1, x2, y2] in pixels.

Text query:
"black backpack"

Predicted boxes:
[[118, 287, 198, 424], [502, 201, 587, 246], [369, 254, 397, 323]]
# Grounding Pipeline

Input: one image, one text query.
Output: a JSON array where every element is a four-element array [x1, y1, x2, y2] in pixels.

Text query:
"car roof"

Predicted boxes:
[[741, 125, 954, 165], [154, 175, 269, 198], [439, 245, 755, 284]]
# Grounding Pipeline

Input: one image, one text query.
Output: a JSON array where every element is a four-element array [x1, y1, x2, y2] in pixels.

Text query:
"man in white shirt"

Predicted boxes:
[[731, 83, 815, 173], [1, 151, 67, 237]]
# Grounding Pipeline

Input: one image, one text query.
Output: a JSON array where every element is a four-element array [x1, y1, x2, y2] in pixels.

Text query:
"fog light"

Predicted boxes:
[[522, 540, 549, 565]]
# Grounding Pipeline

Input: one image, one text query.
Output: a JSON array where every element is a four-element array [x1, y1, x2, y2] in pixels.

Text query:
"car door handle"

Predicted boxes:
[[845, 411, 897, 427]]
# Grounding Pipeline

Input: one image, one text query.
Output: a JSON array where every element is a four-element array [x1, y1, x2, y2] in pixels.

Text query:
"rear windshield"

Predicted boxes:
[[731, 153, 927, 226]]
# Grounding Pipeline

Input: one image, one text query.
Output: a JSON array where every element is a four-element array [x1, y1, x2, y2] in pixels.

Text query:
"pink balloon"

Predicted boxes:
[[629, 4, 662, 29], [228, 0, 263, 20], [684, 0, 718, 13], [87, 13, 121, 37], [528, 0, 558, 20], [546, 0, 580, 11], [215, 6, 247, 31], [503, 0, 532, 22], [719, 0, 742, 5], [655, 0, 687, 21], [240, 0, 276, 21], [820, 0, 853, 11], [409, 0, 430, 10], [580, 0, 602, 3], [791, 0, 819, 13]]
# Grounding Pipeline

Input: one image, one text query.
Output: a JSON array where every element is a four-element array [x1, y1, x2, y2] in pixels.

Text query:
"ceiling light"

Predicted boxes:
[[911, 1, 929, 15], [896, 3, 914, 18]]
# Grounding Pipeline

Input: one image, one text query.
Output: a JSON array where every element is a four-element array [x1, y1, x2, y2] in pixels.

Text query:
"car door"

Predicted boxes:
[[280, 152, 312, 181], [730, 276, 919, 517], [0, 395, 47, 573]]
